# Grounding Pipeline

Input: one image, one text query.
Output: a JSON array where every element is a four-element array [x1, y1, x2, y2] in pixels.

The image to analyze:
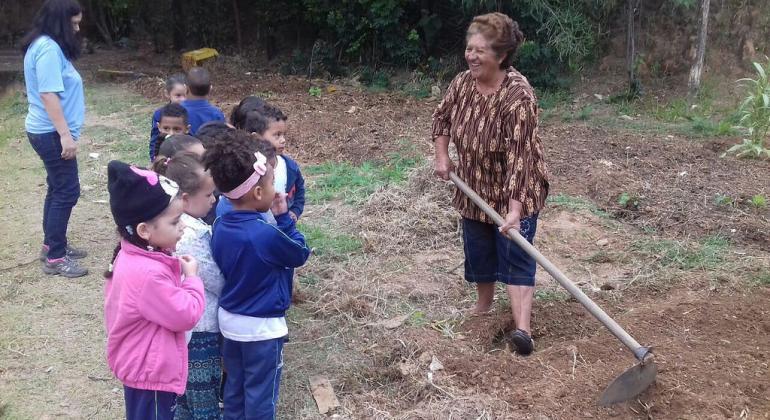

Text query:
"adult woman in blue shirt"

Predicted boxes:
[[22, 0, 88, 277]]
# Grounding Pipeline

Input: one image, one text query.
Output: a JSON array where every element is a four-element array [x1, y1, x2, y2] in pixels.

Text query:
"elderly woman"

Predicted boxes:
[[22, 0, 88, 277], [432, 12, 550, 355]]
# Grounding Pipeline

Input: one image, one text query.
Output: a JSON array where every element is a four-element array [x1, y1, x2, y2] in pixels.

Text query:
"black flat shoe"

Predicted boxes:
[[510, 329, 535, 356]]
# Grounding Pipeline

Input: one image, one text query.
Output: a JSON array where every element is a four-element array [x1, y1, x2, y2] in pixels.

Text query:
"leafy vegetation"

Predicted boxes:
[[750, 194, 767, 208], [617, 192, 641, 210], [725, 59, 770, 158]]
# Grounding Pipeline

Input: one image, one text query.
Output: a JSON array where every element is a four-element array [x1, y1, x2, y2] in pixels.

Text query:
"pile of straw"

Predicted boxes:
[[357, 161, 461, 254]]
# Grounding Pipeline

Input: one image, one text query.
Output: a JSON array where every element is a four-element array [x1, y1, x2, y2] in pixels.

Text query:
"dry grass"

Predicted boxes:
[[356, 161, 461, 255]]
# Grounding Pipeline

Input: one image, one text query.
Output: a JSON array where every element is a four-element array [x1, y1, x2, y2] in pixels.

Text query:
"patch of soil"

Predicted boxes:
[[403, 287, 770, 418], [546, 123, 770, 250]]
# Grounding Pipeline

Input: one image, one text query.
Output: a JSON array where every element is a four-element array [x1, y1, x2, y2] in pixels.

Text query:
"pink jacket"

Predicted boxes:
[[104, 240, 205, 395]]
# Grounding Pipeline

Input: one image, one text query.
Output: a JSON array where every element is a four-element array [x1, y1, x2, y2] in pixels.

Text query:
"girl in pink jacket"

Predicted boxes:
[[105, 160, 205, 420]]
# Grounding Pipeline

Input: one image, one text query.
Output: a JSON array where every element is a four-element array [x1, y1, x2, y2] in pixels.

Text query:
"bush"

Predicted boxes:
[[83, 0, 617, 90], [725, 59, 770, 159]]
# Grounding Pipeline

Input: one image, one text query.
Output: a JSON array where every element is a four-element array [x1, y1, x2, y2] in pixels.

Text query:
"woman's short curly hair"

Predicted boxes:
[[467, 12, 525, 69]]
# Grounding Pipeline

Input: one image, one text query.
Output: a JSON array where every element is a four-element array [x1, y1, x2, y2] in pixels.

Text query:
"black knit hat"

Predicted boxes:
[[107, 160, 179, 234]]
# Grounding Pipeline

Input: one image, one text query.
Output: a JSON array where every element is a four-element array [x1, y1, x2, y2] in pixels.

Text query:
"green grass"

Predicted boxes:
[[86, 123, 147, 163], [538, 89, 572, 121], [298, 222, 363, 259], [547, 193, 609, 217], [86, 88, 150, 117], [750, 194, 767, 208], [751, 273, 770, 286], [0, 91, 28, 148], [632, 234, 730, 271], [538, 89, 571, 110], [534, 289, 569, 301], [577, 105, 593, 121], [407, 310, 429, 327], [305, 152, 422, 204], [81, 85, 154, 163], [400, 74, 433, 99], [297, 272, 320, 286]]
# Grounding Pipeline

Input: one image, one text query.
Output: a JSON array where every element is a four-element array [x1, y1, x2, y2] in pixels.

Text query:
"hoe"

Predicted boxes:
[[450, 172, 657, 406]]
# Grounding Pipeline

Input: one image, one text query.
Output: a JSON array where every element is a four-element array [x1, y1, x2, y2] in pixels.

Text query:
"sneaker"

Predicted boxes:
[[39, 245, 88, 261], [510, 329, 535, 356], [43, 257, 89, 278]]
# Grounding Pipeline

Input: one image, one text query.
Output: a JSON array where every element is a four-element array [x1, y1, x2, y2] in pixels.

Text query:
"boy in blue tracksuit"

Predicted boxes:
[[206, 130, 310, 420], [283, 156, 305, 219], [242, 102, 306, 220], [181, 67, 225, 134]]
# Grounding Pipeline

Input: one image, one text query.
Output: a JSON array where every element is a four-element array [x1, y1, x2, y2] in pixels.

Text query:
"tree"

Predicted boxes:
[[624, 0, 642, 97], [687, 0, 710, 98]]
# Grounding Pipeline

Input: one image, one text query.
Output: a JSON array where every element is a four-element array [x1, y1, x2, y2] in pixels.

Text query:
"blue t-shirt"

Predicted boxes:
[[181, 99, 225, 134], [24, 36, 85, 139]]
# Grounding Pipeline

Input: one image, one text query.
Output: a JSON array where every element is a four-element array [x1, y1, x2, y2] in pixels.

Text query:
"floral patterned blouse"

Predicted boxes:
[[176, 213, 225, 333], [432, 68, 550, 222]]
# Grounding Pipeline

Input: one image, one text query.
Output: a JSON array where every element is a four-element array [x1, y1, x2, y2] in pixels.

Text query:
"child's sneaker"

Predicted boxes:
[[39, 245, 88, 262], [43, 257, 88, 278]]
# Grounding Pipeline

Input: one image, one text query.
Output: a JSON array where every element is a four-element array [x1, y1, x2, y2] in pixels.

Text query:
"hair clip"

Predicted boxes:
[[125, 225, 134, 235]]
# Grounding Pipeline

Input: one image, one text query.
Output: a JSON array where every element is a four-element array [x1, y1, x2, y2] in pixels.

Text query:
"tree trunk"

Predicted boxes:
[[626, 0, 641, 97], [171, 0, 185, 50], [89, 0, 113, 47], [232, 0, 243, 54], [688, 0, 710, 99]]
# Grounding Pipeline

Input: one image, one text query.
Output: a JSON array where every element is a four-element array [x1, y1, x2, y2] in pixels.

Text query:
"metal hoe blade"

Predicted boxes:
[[599, 360, 658, 406]]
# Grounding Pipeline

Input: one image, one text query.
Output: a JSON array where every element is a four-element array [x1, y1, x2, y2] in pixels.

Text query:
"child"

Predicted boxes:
[[205, 131, 311, 419], [215, 137, 277, 225], [229, 95, 265, 129], [153, 153, 224, 420], [150, 74, 187, 156], [104, 160, 205, 420], [156, 134, 205, 161], [151, 103, 190, 161], [196, 120, 235, 150], [243, 103, 305, 221], [182, 67, 225, 135]]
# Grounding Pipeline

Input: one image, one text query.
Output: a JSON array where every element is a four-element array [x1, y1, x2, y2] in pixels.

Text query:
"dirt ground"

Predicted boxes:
[[0, 49, 769, 419]]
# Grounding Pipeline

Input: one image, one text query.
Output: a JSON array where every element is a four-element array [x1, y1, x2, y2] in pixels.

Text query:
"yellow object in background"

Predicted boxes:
[[181, 48, 219, 71]]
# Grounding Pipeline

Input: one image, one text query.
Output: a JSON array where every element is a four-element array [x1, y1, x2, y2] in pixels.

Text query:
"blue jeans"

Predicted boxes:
[[27, 132, 80, 259], [462, 214, 538, 286], [222, 337, 284, 420], [124, 386, 177, 420]]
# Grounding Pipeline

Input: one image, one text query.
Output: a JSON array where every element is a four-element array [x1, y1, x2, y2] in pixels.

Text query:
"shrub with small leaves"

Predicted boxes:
[[750, 194, 767, 208], [724, 59, 770, 159], [714, 194, 734, 206], [618, 192, 640, 209]]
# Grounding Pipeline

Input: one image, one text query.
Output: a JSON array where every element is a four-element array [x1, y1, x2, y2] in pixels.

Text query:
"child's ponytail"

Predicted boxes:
[[230, 96, 266, 129], [152, 152, 206, 195], [103, 226, 149, 279]]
